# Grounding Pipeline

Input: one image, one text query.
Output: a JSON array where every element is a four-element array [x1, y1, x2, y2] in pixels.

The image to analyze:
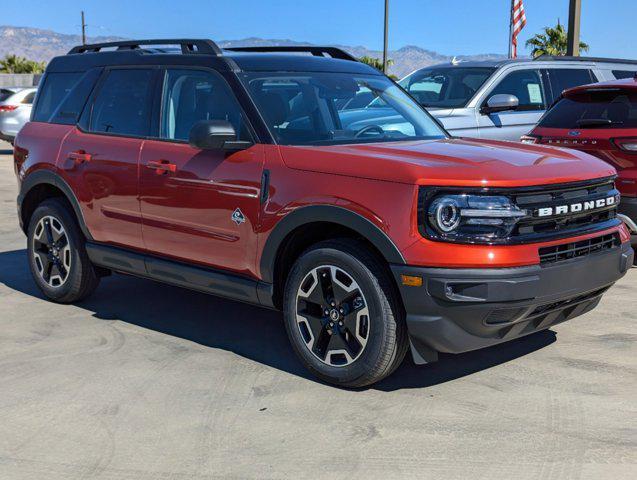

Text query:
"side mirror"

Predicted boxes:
[[188, 120, 251, 151], [482, 94, 519, 114]]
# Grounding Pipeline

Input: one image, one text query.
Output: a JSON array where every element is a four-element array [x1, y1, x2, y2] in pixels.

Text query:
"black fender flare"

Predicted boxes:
[[259, 205, 406, 284], [18, 169, 93, 240]]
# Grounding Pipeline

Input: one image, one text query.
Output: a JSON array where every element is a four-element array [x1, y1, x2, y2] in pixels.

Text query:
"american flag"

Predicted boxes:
[[511, 0, 527, 58]]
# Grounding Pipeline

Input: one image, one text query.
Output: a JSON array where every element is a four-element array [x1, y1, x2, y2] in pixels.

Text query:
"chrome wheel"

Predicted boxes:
[[32, 215, 71, 288], [296, 265, 370, 367]]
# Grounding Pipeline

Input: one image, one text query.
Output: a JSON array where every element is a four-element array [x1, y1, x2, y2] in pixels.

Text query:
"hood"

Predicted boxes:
[[278, 138, 617, 188]]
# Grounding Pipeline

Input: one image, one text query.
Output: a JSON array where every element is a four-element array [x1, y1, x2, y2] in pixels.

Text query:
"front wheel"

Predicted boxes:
[[283, 239, 408, 388]]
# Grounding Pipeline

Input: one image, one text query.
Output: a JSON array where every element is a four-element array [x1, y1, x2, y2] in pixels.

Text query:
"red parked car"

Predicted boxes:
[[14, 39, 633, 387], [526, 76, 637, 248]]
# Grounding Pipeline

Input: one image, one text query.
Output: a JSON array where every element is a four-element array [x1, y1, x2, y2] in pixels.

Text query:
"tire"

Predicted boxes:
[[27, 198, 100, 303], [283, 239, 408, 388]]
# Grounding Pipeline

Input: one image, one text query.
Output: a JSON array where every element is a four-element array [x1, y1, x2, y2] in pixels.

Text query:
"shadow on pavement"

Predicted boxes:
[[0, 248, 556, 391]]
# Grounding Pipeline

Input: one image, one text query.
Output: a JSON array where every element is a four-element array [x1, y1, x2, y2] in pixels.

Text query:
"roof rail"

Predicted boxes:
[[532, 54, 637, 66], [225, 46, 358, 62], [68, 39, 223, 55]]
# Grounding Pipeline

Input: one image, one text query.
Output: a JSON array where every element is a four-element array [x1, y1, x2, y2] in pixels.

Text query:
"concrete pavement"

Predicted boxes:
[[0, 141, 635, 479]]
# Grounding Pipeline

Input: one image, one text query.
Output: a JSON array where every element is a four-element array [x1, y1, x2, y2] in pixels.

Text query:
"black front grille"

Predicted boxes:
[[538, 233, 620, 265], [512, 177, 619, 241]]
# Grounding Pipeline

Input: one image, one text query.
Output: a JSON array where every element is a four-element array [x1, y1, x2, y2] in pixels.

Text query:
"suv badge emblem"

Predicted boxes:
[[232, 208, 246, 225], [568, 130, 581, 136]]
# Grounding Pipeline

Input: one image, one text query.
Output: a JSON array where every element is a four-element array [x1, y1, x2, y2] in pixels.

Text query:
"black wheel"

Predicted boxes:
[[27, 198, 100, 303], [283, 239, 408, 388]]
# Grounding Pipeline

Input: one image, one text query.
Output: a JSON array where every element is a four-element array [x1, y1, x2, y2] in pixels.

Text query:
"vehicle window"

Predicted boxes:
[[0, 89, 16, 102], [546, 69, 595, 98], [32, 72, 82, 122], [399, 67, 495, 108], [612, 70, 637, 80], [22, 92, 36, 104], [161, 69, 250, 142], [50, 69, 102, 125], [539, 90, 637, 129], [241, 72, 446, 146], [487, 69, 546, 111], [90, 69, 154, 136]]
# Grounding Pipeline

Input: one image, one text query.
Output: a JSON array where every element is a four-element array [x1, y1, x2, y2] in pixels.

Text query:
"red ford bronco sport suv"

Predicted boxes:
[[526, 76, 637, 248], [14, 40, 634, 387]]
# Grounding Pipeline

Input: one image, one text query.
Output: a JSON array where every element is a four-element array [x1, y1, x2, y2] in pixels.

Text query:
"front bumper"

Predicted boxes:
[[391, 242, 633, 363], [619, 196, 637, 236]]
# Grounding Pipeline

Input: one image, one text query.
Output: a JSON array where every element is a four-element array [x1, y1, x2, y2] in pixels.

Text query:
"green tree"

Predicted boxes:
[[525, 21, 589, 58], [0, 54, 46, 74], [359, 55, 397, 78]]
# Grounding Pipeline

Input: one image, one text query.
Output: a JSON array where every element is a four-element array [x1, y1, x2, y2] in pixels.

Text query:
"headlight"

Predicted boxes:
[[422, 192, 528, 243]]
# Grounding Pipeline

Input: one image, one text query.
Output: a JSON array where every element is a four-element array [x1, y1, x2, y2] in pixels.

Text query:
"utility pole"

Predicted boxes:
[[508, 0, 514, 58], [382, 0, 389, 73], [81, 11, 87, 45], [566, 0, 581, 56]]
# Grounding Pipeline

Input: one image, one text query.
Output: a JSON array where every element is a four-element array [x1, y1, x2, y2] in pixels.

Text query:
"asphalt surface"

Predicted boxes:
[[0, 140, 635, 479]]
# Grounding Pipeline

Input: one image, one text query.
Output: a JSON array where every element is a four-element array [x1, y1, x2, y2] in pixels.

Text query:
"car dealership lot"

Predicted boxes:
[[0, 141, 635, 479]]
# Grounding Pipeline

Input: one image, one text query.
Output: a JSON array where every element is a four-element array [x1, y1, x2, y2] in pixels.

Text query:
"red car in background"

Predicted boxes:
[[526, 77, 637, 246]]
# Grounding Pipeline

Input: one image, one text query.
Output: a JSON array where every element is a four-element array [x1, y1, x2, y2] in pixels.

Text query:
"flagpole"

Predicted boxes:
[[508, 0, 514, 58]]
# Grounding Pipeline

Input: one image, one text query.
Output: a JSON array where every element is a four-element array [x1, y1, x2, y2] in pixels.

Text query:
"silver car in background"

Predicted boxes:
[[0, 87, 37, 144], [399, 56, 637, 141]]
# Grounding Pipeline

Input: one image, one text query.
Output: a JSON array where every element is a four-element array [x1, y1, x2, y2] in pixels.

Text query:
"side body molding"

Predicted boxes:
[[17, 169, 93, 240], [259, 205, 406, 284]]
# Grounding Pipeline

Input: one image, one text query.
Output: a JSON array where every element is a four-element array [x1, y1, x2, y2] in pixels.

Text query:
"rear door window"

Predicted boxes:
[[487, 69, 546, 111], [545, 68, 596, 101], [89, 69, 154, 137], [539, 90, 637, 129], [32, 72, 82, 122], [612, 70, 637, 80]]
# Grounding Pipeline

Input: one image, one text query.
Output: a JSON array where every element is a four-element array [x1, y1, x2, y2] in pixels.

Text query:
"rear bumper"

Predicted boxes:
[[391, 242, 633, 363]]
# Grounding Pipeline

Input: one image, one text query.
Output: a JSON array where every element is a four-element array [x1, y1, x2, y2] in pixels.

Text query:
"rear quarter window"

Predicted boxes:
[[32, 72, 83, 122], [539, 89, 637, 129]]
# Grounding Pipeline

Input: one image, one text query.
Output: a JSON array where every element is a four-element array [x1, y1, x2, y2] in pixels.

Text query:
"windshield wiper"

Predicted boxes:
[[575, 118, 622, 127]]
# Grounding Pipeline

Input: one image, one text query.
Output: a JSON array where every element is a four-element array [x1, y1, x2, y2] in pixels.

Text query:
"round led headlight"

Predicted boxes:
[[431, 197, 461, 233]]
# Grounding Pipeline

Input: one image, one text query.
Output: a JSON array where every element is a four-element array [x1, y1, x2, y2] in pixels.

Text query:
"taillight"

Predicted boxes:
[[612, 137, 637, 153], [13, 145, 28, 177], [0, 105, 19, 112], [520, 135, 540, 144]]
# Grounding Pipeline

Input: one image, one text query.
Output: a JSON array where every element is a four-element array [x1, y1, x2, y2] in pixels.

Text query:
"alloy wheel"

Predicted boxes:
[[295, 265, 370, 367], [32, 215, 72, 288]]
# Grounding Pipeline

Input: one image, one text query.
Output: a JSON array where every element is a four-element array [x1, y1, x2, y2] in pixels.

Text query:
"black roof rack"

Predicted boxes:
[[68, 39, 223, 55], [225, 46, 358, 62], [533, 54, 637, 65]]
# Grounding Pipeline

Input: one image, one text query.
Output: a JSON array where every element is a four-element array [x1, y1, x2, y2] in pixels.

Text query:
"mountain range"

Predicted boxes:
[[1, 26, 507, 77]]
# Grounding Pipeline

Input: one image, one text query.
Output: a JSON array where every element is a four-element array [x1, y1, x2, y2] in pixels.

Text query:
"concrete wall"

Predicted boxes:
[[0, 74, 42, 88]]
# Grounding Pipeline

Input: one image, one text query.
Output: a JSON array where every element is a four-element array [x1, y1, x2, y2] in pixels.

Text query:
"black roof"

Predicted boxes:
[[47, 38, 380, 75]]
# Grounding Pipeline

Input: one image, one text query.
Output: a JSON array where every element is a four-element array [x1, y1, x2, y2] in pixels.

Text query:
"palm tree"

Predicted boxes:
[[359, 56, 393, 72], [525, 21, 589, 58], [0, 54, 46, 74], [359, 56, 397, 79]]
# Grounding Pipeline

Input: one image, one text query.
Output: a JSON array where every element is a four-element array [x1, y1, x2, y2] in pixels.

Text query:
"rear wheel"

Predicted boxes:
[[283, 239, 408, 388], [27, 198, 100, 303]]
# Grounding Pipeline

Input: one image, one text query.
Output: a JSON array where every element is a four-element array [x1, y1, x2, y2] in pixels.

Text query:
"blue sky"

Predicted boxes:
[[4, 0, 636, 58]]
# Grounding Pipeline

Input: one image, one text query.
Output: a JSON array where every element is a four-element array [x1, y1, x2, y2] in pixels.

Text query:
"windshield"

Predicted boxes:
[[399, 66, 495, 108], [240, 72, 446, 146], [540, 89, 637, 129]]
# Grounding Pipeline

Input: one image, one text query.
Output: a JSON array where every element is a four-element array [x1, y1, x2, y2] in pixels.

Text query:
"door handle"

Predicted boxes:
[[146, 160, 177, 175], [67, 150, 93, 164]]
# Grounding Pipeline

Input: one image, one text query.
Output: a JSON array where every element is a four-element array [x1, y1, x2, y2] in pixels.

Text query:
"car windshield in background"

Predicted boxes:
[[240, 72, 446, 146], [539, 89, 637, 129], [399, 67, 495, 109]]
